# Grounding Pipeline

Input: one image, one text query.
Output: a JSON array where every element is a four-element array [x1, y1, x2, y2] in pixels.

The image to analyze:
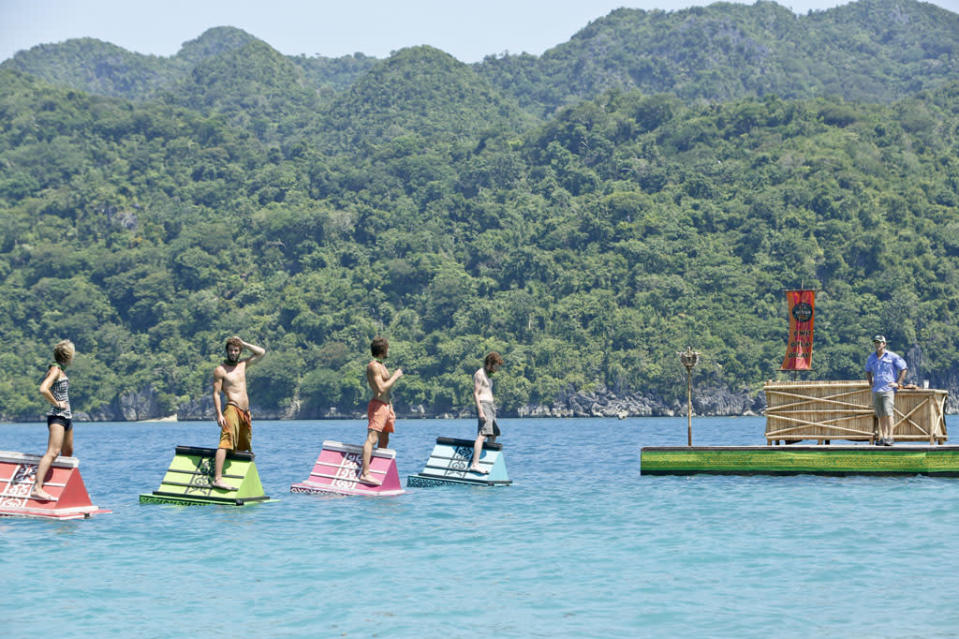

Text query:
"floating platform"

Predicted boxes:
[[0, 450, 110, 519], [139, 446, 273, 506], [290, 440, 405, 496], [641, 445, 959, 476], [407, 437, 511, 487]]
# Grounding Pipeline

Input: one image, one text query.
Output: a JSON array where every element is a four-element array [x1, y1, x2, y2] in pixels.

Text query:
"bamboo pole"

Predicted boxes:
[[679, 347, 700, 447]]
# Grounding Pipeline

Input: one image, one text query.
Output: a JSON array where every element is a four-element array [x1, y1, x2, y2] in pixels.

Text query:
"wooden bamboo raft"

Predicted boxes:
[[764, 381, 948, 445]]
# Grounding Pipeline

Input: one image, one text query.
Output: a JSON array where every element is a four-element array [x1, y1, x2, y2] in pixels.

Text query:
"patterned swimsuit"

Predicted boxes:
[[47, 368, 71, 420]]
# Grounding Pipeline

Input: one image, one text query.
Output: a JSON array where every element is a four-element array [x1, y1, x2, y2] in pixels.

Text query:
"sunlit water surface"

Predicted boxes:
[[2, 416, 959, 638]]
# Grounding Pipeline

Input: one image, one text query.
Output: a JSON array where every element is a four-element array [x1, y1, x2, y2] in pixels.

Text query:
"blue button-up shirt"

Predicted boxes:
[[865, 350, 907, 393]]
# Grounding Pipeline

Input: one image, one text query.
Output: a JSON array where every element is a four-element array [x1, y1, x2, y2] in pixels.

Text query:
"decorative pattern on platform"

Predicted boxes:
[[407, 437, 511, 487], [764, 381, 948, 444], [290, 440, 405, 497], [0, 450, 109, 519], [641, 445, 959, 476], [139, 446, 272, 506]]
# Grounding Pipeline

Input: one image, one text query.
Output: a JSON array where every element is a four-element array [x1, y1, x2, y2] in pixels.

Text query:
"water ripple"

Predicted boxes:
[[2, 416, 959, 637]]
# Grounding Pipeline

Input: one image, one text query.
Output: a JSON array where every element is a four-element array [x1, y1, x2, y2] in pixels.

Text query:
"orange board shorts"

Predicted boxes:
[[367, 399, 395, 433], [219, 404, 252, 451]]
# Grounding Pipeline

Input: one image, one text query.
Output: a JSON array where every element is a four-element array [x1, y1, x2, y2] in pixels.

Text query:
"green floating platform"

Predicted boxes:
[[139, 446, 274, 506], [641, 445, 959, 476]]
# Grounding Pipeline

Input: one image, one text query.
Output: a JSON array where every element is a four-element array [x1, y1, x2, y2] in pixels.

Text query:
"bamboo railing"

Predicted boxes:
[[764, 381, 948, 445]]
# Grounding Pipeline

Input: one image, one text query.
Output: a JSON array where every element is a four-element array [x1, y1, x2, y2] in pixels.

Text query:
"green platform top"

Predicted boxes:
[[139, 446, 274, 506], [641, 445, 959, 476]]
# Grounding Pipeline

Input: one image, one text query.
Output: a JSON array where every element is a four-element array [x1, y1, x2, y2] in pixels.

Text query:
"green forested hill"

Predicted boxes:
[[1, 26, 376, 108], [1, 37, 175, 98], [2, 59, 958, 419], [167, 37, 323, 143], [5, 0, 958, 115], [479, 0, 959, 114], [316, 46, 534, 152], [1, 0, 959, 420]]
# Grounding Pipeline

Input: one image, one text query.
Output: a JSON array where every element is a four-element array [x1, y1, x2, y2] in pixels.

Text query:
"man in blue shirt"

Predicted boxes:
[[865, 335, 908, 446]]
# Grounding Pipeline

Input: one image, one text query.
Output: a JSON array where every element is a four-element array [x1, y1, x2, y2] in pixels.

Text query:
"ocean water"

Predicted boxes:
[[2, 415, 959, 638]]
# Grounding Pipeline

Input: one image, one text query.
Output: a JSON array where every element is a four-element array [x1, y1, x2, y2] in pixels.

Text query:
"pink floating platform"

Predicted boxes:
[[0, 451, 110, 520], [290, 440, 405, 497]]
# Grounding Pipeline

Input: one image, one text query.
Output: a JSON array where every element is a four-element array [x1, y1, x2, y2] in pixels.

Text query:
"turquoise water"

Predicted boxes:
[[2, 416, 959, 638]]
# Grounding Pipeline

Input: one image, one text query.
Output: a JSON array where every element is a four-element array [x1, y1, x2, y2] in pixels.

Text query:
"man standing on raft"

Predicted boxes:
[[212, 336, 265, 490], [468, 352, 504, 474], [865, 334, 907, 446], [358, 337, 403, 486]]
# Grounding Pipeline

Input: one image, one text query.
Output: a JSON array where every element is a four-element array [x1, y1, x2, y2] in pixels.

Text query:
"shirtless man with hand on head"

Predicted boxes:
[[358, 337, 403, 486], [212, 336, 265, 490]]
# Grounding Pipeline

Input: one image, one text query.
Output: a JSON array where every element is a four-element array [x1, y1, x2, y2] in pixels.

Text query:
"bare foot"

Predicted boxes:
[[31, 487, 56, 501], [211, 479, 235, 491], [356, 474, 382, 486], [468, 466, 489, 475]]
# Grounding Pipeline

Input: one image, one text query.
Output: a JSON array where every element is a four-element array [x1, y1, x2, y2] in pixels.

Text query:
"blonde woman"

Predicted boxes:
[[32, 340, 75, 501]]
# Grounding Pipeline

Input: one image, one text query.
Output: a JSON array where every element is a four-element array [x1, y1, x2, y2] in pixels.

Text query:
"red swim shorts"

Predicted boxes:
[[367, 400, 395, 433]]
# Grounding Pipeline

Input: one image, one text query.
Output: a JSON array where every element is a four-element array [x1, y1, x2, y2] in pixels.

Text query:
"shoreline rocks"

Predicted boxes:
[[514, 384, 766, 418], [3, 383, 958, 422]]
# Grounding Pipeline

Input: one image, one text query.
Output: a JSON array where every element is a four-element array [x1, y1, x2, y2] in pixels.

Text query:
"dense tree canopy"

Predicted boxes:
[[1, 0, 958, 420]]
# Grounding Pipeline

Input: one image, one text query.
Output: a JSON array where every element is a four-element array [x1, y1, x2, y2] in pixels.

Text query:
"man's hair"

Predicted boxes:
[[371, 337, 389, 358], [225, 337, 243, 351], [54, 340, 75, 366], [485, 352, 504, 368]]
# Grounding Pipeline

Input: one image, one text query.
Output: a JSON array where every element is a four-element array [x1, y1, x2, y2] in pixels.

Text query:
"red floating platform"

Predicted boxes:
[[290, 440, 405, 496], [0, 451, 110, 520]]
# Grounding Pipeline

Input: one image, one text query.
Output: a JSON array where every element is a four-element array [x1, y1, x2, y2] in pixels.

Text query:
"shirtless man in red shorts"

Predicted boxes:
[[212, 336, 265, 490], [358, 337, 403, 486]]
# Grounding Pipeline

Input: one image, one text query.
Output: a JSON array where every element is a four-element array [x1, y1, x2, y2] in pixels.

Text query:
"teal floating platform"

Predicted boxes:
[[641, 445, 959, 476], [408, 437, 511, 487], [139, 446, 274, 505]]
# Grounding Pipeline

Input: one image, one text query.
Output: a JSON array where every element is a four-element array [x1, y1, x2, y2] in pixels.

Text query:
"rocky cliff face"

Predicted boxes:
[[175, 394, 299, 421], [76, 386, 165, 421], [7, 382, 956, 422], [515, 384, 765, 418]]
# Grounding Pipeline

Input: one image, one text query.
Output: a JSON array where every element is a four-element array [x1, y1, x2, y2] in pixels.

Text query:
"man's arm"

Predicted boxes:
[[896, 364, 908, 387], [39, 366, 64, 410], [368, 362, 403, 395], [473, 372, 485, 420], [239, 338, 265, 366], [212, 367, 226, 427], [896, 370, 907, 387]]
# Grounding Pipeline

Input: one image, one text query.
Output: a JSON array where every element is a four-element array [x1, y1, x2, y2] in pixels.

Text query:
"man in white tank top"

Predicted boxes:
[[468, 352, 504, 474]]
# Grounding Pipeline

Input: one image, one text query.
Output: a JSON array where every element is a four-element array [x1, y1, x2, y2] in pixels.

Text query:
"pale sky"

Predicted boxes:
[[2, 0, 958, 64]]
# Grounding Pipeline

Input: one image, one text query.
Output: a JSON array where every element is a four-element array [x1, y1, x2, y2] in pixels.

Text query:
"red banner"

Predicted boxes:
[[780, 290, 815, 370]]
